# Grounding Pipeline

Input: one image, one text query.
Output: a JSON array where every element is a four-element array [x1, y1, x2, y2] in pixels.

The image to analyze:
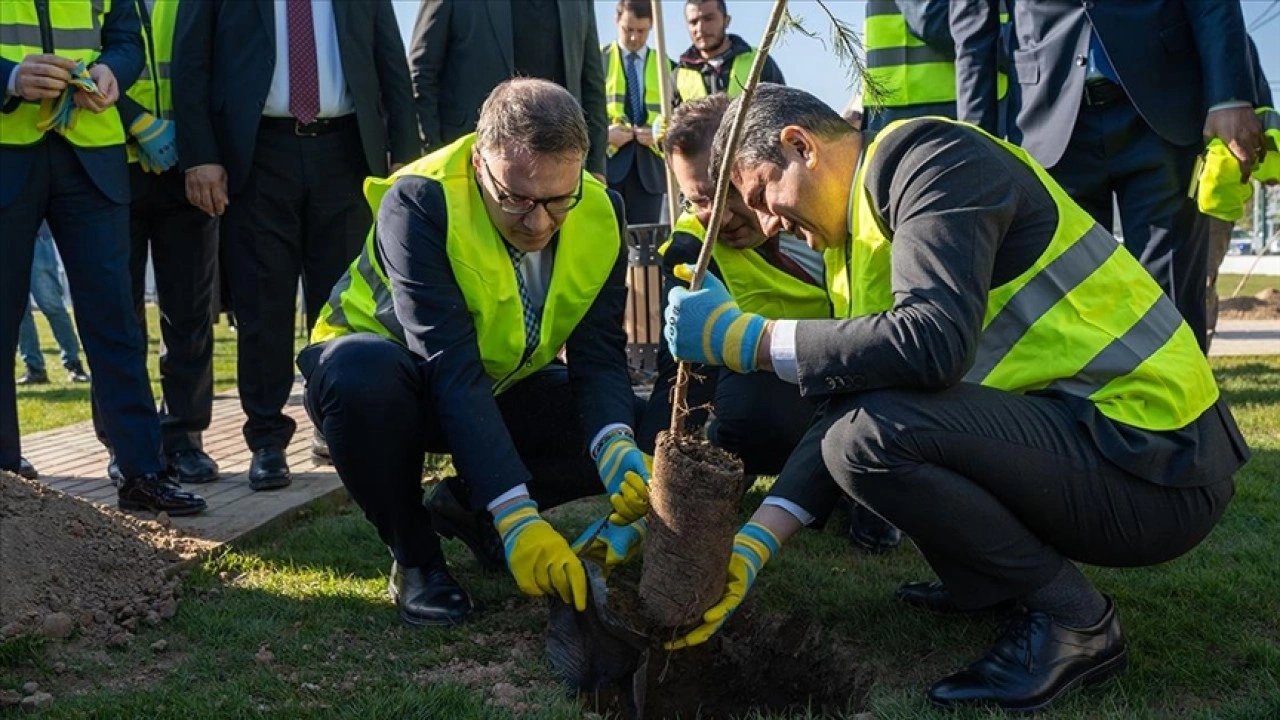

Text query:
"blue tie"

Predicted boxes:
[[505, 244, 541, 363], [625, 52, 645, 125]]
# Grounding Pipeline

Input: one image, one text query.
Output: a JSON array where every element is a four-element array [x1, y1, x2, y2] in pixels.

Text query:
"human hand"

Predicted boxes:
[[130, 112, 178, 173], [571, 516, 647, 573], [185, 164, 229, 216], [73, 63, 116, 112], [595, 430, 651, 504], [608, 122, 634, 149], [634, 126, 655, 148], [665, 263, 766, 373], [13, 54, 76, 101], [607, 469, 650, 525], [664, 521, 779, 650], [493, 498, 587, 611], [1204, 106, 1263, 181]]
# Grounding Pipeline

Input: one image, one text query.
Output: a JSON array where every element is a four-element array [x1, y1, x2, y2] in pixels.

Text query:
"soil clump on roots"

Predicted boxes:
[[0, 471, 204, 645]]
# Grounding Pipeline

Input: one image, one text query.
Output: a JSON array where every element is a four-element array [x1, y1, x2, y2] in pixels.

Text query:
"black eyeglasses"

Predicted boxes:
[[480, 156, 583, 216]]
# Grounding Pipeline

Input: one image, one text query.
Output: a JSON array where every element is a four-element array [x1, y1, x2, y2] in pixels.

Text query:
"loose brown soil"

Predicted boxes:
[[0, 471, 205, 645], [640, 433, 744, 628], [1220, 287, 1280, 320]]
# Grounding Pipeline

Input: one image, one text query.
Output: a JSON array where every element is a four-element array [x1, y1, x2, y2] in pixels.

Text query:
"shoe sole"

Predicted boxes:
[[250, 476, 292, 492], [929, 649, 1129, 714], [117, 499, 207, 517], [173, 473, 219, 485]]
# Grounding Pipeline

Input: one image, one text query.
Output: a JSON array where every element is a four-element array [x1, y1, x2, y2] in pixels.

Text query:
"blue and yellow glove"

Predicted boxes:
[[493, 498, 587, 611], [594, 430, 652, 525], [130, 112, 178, 174], [571, 516, 647, 573], [36, 61, 99, 135], [664, 521, 779, 650], [664, 263, 767, 373]]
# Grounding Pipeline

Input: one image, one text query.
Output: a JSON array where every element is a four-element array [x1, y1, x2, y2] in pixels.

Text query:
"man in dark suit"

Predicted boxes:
[[409, 0, 609, 178], [1, 0, 205, 516], [299, 79, 647, 626], [173, 0, 420, 490], [951, 0, 1263, 350], [602, 0, 668, 224]]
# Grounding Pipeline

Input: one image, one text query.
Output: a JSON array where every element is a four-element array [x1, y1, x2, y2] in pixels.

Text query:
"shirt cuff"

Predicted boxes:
[[590, 423, 633, 460], [762, 496, 816, 526], [486, 484, 530, 513], [1209, 100, 1253, 112], [770, 320, 799, 384], [6, 66, 19, 97]]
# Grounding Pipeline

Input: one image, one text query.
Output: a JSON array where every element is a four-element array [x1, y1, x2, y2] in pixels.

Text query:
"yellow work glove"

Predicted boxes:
[[129, 112, 178, 174], [35, 61, 99, 135], [665, 521, 780, 650], [493, 498, 587, 611], [571, 516, 648, 574], [594, 430, 652, 525], [607, 469, 651, 526]]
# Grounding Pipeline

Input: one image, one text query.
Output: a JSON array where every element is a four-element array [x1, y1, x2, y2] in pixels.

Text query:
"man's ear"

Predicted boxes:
[[725, 13, 732, 30], [778, 126, 817, 167]]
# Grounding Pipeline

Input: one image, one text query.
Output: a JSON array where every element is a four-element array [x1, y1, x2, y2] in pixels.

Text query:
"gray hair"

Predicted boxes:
[[476, 78, 589, 160], [710, 84, 854, 180]]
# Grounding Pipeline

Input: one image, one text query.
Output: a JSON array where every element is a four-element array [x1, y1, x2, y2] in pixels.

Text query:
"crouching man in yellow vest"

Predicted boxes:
[[663, 85, 1250, 712], [300, 79, 648, 626], [636, 94, 901, 553]]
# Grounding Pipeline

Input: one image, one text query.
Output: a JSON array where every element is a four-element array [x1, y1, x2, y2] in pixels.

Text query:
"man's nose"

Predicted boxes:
[[523, 205, 555, 233]]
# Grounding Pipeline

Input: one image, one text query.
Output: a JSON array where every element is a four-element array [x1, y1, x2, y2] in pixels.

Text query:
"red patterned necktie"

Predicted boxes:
[[760, 238, 819, 286], [286, 0, 319, 124]]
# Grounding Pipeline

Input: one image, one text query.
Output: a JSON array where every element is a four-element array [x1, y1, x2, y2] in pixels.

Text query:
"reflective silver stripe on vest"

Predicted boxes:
[[361, 251, 405, 341], [606, 94, 626, 104], [866, 44, 953, 69], [964, 224, 1119, 383], [320, 270, 355, 332], [865, 0, 900, 17], [1045, 293, 1183, 400], [1262, 110, 1280, 133], [138, 61, 170, 81]]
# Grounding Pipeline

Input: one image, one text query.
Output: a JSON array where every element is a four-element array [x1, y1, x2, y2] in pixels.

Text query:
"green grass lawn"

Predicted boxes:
[[5, 324, 1280, 716], [1217, 273, 1280, 299]]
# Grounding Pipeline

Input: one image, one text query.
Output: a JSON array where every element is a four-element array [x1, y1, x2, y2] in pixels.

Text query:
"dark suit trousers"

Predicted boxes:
[[1048, 96, 1209, 349], [0, 137, 164, 478], [223, 121, 371, 451], [297, 334, 605, 568], [817, 384, 1234, 609], [610, 160, 663, 225], [93, 165, 219, 455]]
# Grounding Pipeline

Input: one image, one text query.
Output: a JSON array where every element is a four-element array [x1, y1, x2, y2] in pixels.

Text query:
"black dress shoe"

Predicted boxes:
[[928, 599, 1127, 713], [425, 482, 506, 571], [66, 365, 90, 383], [118, 473, 208, 516], [847, 499, 901, 553], [16, 370, 49, 385], [249, 447, 292, 491], [896, 581, 1019, 616], [17, 457, 38, 480], [169, 448, 220, 484], [311, 428, 332, 466], [389, 561, 473, 627]]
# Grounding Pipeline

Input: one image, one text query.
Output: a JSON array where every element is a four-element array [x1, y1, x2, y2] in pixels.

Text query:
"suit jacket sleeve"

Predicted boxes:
[[116, 93, 145, 127], [1249, 36, 1273, 108], [898, 0, 955, 53], [172, 0, 220, 169], [566, 191, 635, 444], [791, 121, 1014, 398], [1185, 0, 1254, 109], [409, 0, 449, 150], [580, 4, 609, 175], [97, 0, 143, 92], [372, 0, 421, 166], [2, 59, 21, 113], [377, 176, 533, 507], [949, 0, 1001, 133]]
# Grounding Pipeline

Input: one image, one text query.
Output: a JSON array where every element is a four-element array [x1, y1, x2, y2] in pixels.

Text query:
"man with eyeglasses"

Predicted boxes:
[[298, 79, 645, 627]]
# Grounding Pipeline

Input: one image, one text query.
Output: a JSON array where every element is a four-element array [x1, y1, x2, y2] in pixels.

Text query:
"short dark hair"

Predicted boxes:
[[662, 94, 730, 158], [617, 0, 652, 20], [477, 79, 589, 160], [710, 84, 853, 179], [686, 0, 727, 15]]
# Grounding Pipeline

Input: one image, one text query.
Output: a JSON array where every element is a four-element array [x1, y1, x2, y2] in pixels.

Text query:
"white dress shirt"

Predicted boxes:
[[263, 0, 354, 118]]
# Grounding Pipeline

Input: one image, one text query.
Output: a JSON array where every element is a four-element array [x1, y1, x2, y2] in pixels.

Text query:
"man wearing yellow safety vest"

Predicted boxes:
[[636, 94, 901, 554], [860, 0, 1007, 137], [602, 0, 670, 224], [673, 0, 783, 105], [298, 80, 647, 626], [662, 85, 1249, 712], [1, 0, 206, 516], [92, 0, 220, 487]]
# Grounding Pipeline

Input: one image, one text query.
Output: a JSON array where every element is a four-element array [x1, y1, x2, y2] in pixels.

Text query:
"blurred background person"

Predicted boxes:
[[16, 222, 90, 387], [673, 0, 784, 104], [603, 0, 669, 224]]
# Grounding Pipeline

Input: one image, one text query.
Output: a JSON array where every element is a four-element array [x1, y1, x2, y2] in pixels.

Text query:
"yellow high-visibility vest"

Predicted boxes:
[[1197, 107, 1280, 222], [825, 118, 1218, 431], [0, 0, 126, 148], [661, 212, 831, 320], [311, 134, 621, 395], [603, 42, 664, 158], [124, 0, 177, 163], [674, 52, 753, 101]]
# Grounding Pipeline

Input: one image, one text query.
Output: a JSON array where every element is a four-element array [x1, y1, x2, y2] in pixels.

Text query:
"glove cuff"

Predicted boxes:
[[492, 498, 539, 539], [129, 112, 157, 137], [723, 312, 768, 374]]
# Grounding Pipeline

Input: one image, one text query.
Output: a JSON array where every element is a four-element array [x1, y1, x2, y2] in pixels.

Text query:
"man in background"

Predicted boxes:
[[673, 0, 784, 104], [16, 223, 90, 387], [603, 0, 668, 224], [410, 0, 609, 178]]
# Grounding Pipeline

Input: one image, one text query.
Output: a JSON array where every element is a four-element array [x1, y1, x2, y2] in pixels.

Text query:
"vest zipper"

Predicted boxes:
[[35, 0, 54, 53]]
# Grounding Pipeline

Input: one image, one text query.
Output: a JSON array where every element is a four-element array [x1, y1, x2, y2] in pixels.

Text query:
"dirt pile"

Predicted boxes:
[[1220, 287, 1280, 320], [0, 471, 205, 645]]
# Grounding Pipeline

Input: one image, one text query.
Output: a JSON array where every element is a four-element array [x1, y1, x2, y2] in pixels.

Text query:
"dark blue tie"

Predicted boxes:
[[625, 52, 645, 124]]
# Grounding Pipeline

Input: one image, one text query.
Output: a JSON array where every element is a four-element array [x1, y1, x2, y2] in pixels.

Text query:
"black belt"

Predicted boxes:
[[1082, 78, 1126, 108], [260, 114, 357, 137]]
